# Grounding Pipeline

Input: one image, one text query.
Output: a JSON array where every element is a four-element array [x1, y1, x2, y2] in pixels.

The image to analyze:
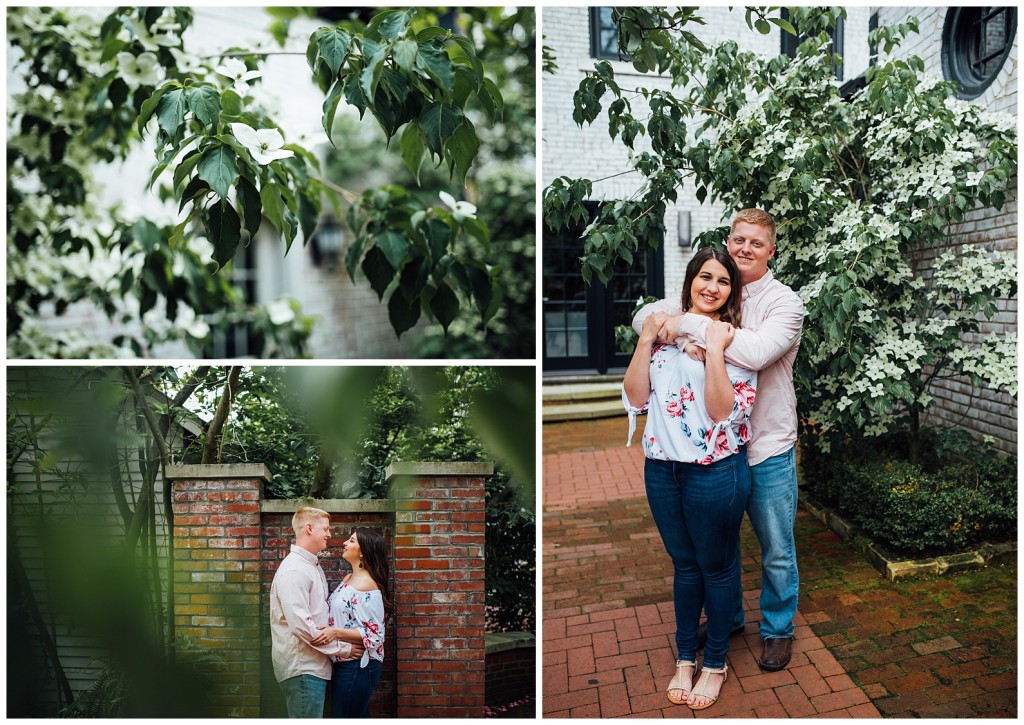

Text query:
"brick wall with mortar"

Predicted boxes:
[[485, 632, 536, 707], [388, 461, 492, 718], [875, 7, 1018, 453], [167, 461, 491, 718]]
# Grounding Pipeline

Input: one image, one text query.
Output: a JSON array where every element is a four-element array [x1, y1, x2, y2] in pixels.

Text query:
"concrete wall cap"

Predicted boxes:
[[165, 463, 272, 482], [485, 631, 536, 654], [385, 461, 495, 481]]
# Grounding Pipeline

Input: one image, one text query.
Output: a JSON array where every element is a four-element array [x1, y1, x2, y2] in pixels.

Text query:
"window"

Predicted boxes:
[[780, 9, 845, 81], [868, 12, 878, 67], [942, 7, 1017, 99], [589, 7, 620, 60]]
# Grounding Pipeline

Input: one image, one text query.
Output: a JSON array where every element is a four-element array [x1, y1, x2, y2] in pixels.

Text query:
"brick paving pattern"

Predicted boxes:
[[542, 418, 1017, 718]]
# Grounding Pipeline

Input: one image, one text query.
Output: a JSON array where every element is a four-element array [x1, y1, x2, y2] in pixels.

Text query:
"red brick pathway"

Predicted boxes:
[[542, 418, 1016, 718], [543, 433, 880, 718]]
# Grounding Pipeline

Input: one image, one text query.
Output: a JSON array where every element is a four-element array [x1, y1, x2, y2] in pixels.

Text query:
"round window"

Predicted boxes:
[[941, 7, 1017, 99]]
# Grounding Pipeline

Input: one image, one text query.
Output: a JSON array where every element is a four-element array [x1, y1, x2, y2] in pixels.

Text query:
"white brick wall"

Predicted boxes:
[[543, 6, 1017, 452]]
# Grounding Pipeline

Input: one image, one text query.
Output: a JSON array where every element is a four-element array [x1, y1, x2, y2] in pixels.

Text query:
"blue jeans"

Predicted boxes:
[[280, 674, 327, 718], [330, 659, 382, 718], [644, 450, 750, 669], [726, 446, 800, 639]]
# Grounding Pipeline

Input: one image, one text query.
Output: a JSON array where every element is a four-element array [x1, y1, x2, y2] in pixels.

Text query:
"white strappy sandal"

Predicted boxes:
[[666, 659, 696, 705], [688, 662, 728, 711]]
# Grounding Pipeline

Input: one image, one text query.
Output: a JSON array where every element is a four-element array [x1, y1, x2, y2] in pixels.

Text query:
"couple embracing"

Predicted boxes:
[[270, 507, 391, 718], [624, 208, 804, 711]]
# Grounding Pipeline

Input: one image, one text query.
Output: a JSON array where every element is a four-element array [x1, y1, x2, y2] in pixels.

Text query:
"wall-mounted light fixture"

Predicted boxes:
[[310, 217, 345, 271], [677, 210, 691, 247]]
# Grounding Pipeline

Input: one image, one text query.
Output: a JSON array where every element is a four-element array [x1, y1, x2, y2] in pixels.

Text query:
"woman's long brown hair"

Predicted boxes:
[[354, 527, 394, 621], [680, 248, 743, 327]]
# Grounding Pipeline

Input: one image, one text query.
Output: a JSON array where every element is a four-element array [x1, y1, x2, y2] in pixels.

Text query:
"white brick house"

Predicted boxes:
[[541, 6, 1017, 453]]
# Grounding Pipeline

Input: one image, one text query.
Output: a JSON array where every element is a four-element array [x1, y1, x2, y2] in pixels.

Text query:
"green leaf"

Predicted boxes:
[[481, 76, 504, 121], [206, 201, 242, 269], [450, 34, 484, 77], [444, 117, 480, 184], [344, 72, 370, 119], [137, 85, 169, 135], [197, 145, 239, 200], [220, 88, 244, 118], [172, 148, 203, 191], [423, 218, 451, 263], [415, 39, 454, 94], [178, 176, 210, 213], [387, 290, 421, 337], [237, 177, 262, 236], [360, 47, 388, 108], [368, 8, 414, 41], [317, 28, 352, 74], [322, 79, 345, 145], [419, 102, 464, 158], [186, 85, 221, 127], [393, 38, 418, 73], [375, 231, 410, 269], [260, 183, 286, 236], [429, 282, 459, 333], [362, 246, 395, 301], [344, 234, 369, 282], [463, 216, 491, 253], [297, 193, 319, 244], [155, 88, 187, 136], [399, 123, 425, 183]]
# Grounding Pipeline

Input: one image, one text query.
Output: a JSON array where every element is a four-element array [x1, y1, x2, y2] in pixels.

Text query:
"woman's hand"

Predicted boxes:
[[639, 312, 667, 346], [704, 320, 735, 353], [311, 626, 342, 646], [682, 343, 706, 362]]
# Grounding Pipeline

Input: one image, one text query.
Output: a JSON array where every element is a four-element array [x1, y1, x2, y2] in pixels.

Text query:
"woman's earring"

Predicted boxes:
[[358, 558, 364, 569]]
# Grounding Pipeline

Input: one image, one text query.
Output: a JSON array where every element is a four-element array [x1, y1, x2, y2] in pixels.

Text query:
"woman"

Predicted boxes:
[[311, 528, 392, 718], [623, 248, 756, 711]]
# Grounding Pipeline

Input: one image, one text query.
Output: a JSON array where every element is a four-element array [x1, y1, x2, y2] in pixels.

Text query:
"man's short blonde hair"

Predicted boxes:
[[731, 208, 777, 245], [292, 507, 329, 537]]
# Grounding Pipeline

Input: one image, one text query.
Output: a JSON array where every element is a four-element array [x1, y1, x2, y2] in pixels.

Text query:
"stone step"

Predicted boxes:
[[542, 381, 622, 403], [543, 399, 625, 422]]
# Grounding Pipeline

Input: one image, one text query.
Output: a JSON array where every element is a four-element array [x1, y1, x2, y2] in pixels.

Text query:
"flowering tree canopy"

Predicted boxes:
[[7, 6, 516, 355], [544, 7, 1017, 460]]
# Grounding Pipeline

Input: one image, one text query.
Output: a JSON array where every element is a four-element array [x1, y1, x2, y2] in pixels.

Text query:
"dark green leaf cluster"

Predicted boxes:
[[309, 8, 502, 185], [802, 428, 1016, 558], [345, 185, 499, 337]]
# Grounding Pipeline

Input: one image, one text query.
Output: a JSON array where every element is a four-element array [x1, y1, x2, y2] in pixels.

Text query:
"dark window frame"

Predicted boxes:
[[589, 7, 622, 61], [941, 7, 1017, 99], [780, 9, 845, 81]]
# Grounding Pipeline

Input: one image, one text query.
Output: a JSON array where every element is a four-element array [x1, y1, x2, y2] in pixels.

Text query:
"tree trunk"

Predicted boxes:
[[201, 366, 242, 464], [908, 407, 921, 467], [310, 446, 336, 498]]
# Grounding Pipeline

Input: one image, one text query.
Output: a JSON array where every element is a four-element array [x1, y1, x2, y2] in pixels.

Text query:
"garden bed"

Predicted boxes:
[[799, 490, 1016, 581], [799, 428, 1016, 574]]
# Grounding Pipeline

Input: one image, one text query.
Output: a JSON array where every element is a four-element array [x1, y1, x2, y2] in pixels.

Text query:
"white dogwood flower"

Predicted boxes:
[[117, 51, 161, 87], [439, 190, 477, 219], [230, 123, 294, 165], [215, 57, 262, 93]]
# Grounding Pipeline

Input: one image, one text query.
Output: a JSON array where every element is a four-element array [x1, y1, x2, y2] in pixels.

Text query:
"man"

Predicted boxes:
[[270, 507, 364, 717], [633, 208, 804, 671]]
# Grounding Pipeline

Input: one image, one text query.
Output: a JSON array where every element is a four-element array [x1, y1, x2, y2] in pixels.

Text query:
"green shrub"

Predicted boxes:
[[802, 428, 1016, 558]]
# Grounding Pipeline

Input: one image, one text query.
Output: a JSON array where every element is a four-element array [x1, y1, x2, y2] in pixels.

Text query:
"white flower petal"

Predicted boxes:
[[252, 148, 294, 165], [217, 58, 247, 78], [229, 122, 260, 148], [255, 128, 285, 150], [438, 191, 457, 210]]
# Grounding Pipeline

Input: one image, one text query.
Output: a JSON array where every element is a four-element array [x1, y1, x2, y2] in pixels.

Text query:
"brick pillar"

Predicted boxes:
[[388, 462, 493, 717], [167, 463, 269, 718]]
